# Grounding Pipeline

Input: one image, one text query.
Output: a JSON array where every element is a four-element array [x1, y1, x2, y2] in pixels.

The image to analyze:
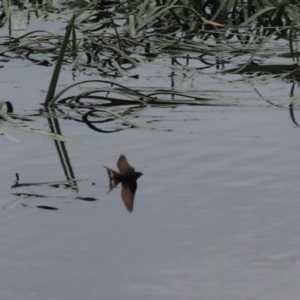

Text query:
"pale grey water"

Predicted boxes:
[[1, 101, 300, 300], [1, 19, 300, 299]]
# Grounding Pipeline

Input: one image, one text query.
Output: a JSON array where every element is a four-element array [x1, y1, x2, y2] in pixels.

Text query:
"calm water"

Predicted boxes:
[[1, 18, 300, 300], [1, 98, 300, 299]]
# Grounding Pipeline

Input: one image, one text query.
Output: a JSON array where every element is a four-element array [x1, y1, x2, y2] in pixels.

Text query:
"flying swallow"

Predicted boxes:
[[104, 155, 143, 212]]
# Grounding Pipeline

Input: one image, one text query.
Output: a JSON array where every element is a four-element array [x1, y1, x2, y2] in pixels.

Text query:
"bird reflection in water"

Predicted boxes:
[[104, 155, 143, 212]]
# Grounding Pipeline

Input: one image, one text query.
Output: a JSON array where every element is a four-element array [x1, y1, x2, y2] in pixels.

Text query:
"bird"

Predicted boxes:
[[104, 155, 143, 212]]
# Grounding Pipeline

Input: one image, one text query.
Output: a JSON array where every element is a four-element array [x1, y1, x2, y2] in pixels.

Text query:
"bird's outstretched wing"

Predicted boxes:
[[117, 155, 134, 173], [121, 181, 137, 212]]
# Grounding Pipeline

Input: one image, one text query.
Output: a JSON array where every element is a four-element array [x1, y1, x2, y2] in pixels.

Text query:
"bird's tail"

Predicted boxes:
[[104, 167, 120, 193]]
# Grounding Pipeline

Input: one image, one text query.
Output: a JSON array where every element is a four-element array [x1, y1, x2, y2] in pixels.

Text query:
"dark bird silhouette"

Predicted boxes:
[[104, 155, 143, 212]]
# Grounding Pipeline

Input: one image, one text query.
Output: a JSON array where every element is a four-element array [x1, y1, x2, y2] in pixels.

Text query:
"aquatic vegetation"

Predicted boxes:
[[0, 0, 300, 126], [1, 0, 300, 210]]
